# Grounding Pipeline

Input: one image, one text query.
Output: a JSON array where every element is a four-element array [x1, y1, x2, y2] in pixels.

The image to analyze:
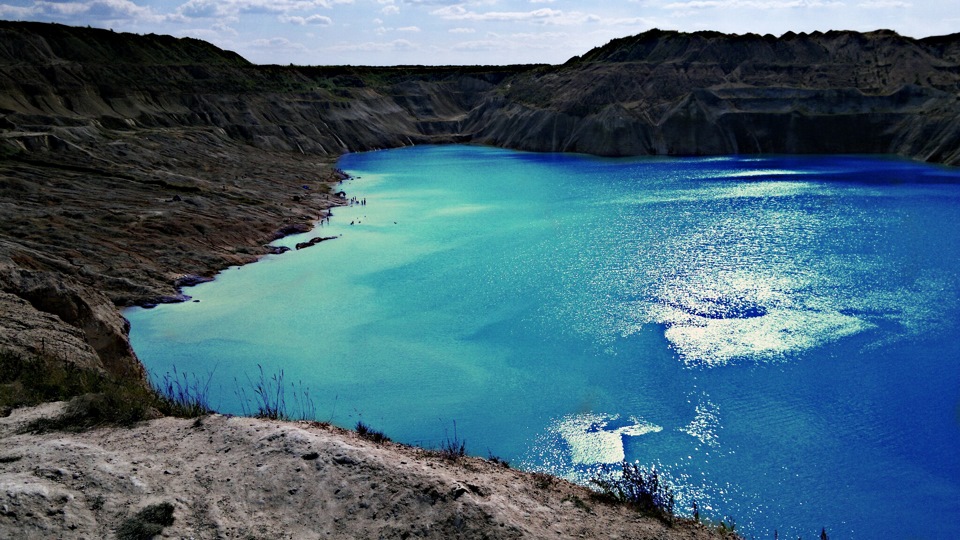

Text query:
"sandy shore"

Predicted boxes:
[[0, 402, 731, 539]]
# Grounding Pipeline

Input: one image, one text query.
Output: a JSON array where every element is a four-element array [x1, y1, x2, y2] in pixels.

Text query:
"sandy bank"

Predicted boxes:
[[0, 402, 731, 539]]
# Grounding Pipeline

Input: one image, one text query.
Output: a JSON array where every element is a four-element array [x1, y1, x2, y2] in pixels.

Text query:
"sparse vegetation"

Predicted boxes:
[[1, 349, 101, 409], [563, 494, 592, 513], [437, 421, 467, 461], [1, 349, 325, 432], [154, 366, 213, 418], [235, 364, 316, 421], [1, 349, 153, 432], [590, 461, 676, 522], [717, 517, 737, 535], [1, 349, 216, 432], [532, 471, 556, 490], [355, 420, 391, 444], [487, 452, 510, 468]]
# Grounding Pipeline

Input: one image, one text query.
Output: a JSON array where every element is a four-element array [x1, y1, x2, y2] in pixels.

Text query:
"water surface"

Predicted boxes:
[[128, 146, 960, 538]]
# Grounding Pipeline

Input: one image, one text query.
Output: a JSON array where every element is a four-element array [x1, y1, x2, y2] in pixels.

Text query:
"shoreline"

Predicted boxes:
[[0, 129, 352, 386], [0, 138, 740, 538], [137, 171, 353, 310]]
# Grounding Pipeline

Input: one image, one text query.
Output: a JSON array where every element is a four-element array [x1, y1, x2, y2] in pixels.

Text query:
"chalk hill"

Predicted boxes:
[[475, 29, 960, 162]]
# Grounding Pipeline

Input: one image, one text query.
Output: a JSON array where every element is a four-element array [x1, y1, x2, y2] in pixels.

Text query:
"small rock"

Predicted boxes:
[[295, 236, 338, 250], [265, 245, 291, 255], [332, 455, 357, 466]]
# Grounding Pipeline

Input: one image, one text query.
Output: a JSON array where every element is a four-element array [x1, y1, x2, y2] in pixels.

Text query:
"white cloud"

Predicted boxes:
[[451, 39, 503, 51], [280, 14, 333, 25], [858, 0, 911, 7], [509, 31, 568, 40], [402, 0, 463, 4], [176, 0, 354, 20], [0, 0, 952, 65], [249, 36, 308, 52], [212, 22, 239, 35], [175, 0, 221, 19], [603, 17, 652, 26], [430, 6, 595, 25], [375, 24, 420, 34], [0, 4, 32, 18], [0, 0, 169, 24], [663, 0, 843, 8], [328, 38, 416, 51]]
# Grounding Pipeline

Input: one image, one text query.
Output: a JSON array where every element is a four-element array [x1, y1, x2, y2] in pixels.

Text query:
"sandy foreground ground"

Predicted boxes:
[[0, 403, 730, 540]]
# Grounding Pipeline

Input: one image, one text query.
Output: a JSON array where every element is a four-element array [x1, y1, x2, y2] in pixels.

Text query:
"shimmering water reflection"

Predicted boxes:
[[127, 146, 960, 539]]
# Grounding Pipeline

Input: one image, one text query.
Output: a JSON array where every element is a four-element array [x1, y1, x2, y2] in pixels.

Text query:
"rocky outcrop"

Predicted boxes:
[[468, 30, 960, 164], [0, 291, 101, 374], [0, 261, 140, 381]]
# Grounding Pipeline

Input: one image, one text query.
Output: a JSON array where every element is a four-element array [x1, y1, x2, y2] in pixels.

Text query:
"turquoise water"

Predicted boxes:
[[127, 145, 960, 538]]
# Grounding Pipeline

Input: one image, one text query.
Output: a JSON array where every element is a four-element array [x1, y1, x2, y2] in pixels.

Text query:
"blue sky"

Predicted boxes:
[[1, 0, 956, 65]]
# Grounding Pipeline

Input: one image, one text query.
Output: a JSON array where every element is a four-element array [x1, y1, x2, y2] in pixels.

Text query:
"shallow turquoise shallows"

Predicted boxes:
[[127, 145, 960, 538]]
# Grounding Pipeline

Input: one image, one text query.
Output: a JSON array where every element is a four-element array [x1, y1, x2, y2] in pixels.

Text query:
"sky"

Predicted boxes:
[[0, 0, 956, 66]]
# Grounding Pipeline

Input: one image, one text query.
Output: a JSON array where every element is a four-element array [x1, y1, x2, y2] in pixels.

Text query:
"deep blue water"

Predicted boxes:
[[127, 146, 960, 539]]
